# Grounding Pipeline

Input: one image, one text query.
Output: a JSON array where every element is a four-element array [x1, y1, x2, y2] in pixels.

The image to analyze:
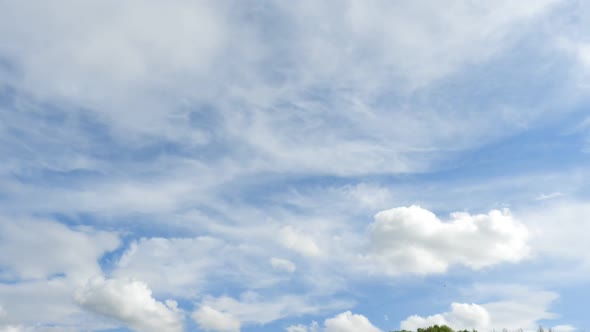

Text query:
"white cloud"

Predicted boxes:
[[364, 206, 529, 275], [401, 303, 490, 331], [72, 180, 195, 215], [0, 326, 78, 332], [113, 235, 287, 297], [288, 311, 381, 332], [75, 276, 183, 332], [0, 1, 582, 331], [401, 287, 561, 331], [199, 292, 351, 326], [324, 311, 382, 332], [341, 184, 394, 210], [279, 226, 321, 257], [562, 37, 590, 80], [534, 192, 564, 201], [0, 218, 119, 281], [299, 0, 558, 88], [0, 0, 564, 178], [113, 237, 223, 296], [277, 183, 394, 216], [287, 323, 319, 332], [192, 306, 240, 332], [520, 200, 590, 266], [0, 1, 228, 141], [0, 278, 114, 330], [271, 257, 296, 273], [0, 326, 88, 332], [0, 161, 228, 219], [483, 296, 558, 330], [0, 326, 31, 332], [574, 42, 590, 69], [552, 325, 576, 332]]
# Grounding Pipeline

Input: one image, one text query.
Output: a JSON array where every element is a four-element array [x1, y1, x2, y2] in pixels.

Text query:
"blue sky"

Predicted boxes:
[[1, 1, 590, 331]]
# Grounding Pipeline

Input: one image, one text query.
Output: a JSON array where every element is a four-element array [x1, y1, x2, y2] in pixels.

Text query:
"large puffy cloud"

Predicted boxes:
[[0, 218, 119, 281], [75, 276, 183, 332], [364, 206, 529, 275], [191, 306, 241, 332]]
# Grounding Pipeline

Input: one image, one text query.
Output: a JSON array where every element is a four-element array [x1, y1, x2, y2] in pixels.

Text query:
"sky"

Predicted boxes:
[[1, 1, 590, 332]]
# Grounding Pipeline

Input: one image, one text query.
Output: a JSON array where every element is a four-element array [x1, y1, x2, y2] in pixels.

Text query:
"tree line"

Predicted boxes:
[[391, 324, 554, 332]]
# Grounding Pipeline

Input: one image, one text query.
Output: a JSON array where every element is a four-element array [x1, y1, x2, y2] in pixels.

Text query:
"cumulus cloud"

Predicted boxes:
[[192, 306, 240, 332], [287, 311, 380, 332], [0, 218, 119, 281], [279, 226, 321, 257], [364, 206, 529, 275], [324, 311, 382, 332], [75, 276, 183, 332], [401, 287, 561, 331], [270, 257, 296, 273], [401, 303, 490, 331], [0, 278, 108, 329]]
